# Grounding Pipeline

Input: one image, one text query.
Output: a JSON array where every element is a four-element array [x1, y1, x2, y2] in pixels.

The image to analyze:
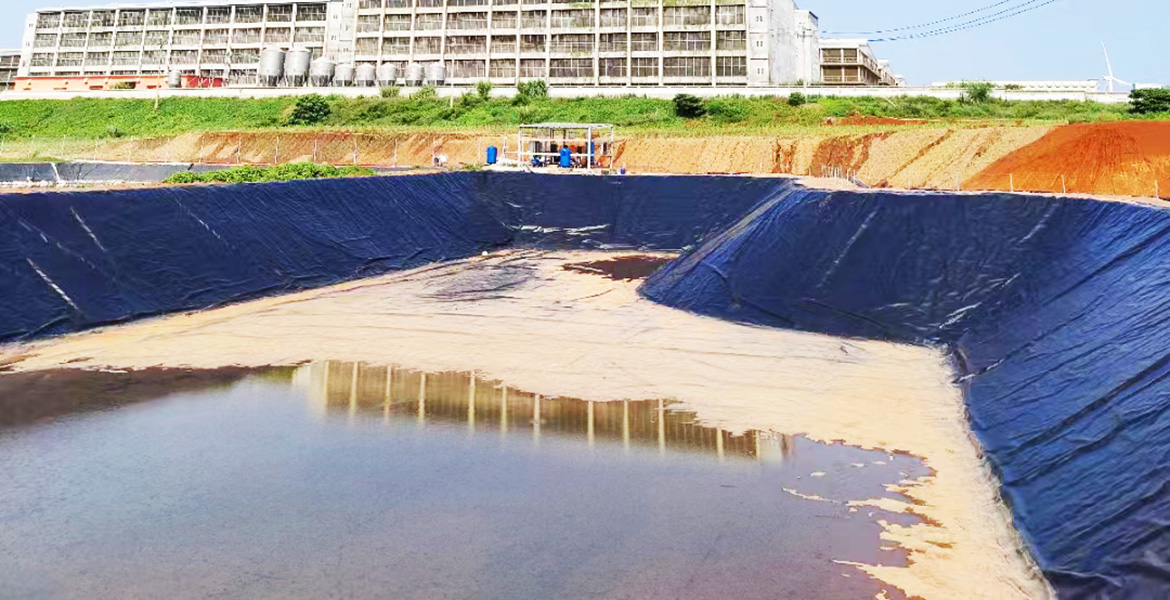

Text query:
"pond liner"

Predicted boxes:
[[640, 186, 1170, 598]]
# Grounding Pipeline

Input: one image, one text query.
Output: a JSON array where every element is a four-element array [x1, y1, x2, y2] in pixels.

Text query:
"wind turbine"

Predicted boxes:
[[1102, 42, 1131, 93]]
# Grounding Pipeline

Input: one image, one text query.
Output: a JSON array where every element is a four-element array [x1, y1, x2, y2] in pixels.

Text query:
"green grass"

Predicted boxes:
[[164, 163, 374, 184], [0, 93, 1163, 141]]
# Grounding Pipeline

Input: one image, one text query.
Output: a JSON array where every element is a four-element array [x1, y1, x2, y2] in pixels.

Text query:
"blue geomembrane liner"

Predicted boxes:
[[1, 172, 1168, 597], [641, 186, 1170, 598]]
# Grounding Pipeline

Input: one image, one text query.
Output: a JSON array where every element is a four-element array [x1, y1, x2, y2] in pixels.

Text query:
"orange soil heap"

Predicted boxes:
[[965, 121, 1170, 198]]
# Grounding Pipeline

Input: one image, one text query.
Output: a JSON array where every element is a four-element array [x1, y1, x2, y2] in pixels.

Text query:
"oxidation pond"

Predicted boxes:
[[0, 363, 926, 600]]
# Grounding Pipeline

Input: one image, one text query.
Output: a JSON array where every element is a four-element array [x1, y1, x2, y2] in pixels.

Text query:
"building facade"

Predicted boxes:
[[818, 38, 898, 87], [0, 50, 19, 89], [18, 0, 826, 87]]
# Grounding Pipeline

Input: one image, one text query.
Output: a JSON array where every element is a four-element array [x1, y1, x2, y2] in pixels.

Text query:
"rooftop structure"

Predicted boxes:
[[15, 0, 846, 88]]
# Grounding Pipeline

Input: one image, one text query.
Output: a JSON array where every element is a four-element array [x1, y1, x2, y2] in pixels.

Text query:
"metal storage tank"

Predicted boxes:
[[354, 63, 377, 87], [377, 63, 398, 87], [333, 63, 355, 87], [404, 63, 424, 86], [258, 48, 286, 87], [309, 58, 335, 87], [284, 48, 312, 87], [425, 62, 446, 86], [166, 70, 182, 88]]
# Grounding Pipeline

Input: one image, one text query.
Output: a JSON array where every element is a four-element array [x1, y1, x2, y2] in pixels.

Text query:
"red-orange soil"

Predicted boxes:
[[965, 121, 1170, 198]]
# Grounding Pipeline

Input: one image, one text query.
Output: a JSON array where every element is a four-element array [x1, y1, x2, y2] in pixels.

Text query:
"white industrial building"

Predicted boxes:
[[15, 0, 848, 88]]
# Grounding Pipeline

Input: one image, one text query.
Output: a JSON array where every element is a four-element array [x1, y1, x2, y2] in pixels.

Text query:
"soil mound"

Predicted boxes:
[[965, 121, 1170, 198]]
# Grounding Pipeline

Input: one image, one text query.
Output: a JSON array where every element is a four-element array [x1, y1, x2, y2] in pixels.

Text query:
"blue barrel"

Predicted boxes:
[[559, 146, 572, 168], [486, 145, 498, 165]]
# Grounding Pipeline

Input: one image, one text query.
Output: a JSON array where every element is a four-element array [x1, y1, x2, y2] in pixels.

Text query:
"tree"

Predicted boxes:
[[285, 94, 331, 126], [787, 92, 807, 107], [673, 93, 706, 118], [517, 79, 548, 100], [476, 80, 493, 101], [1130, 88, 1170, 115], [960, 82, 994, 104]]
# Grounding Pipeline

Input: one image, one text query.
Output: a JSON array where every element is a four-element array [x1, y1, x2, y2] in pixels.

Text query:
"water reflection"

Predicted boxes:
[[293, 360, 795, 463]]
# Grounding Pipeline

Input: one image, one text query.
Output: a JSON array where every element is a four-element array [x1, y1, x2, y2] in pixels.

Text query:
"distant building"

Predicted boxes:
[[16, 0, 835, 89], [818, 38, 899, 86], [0, 50, 19, 90]]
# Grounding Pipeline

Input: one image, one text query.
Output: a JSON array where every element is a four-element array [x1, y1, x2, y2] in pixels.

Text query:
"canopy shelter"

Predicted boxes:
[[517, 123, 615, 170]]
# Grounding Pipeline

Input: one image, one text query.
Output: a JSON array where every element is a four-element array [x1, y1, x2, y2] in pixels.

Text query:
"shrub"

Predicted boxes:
[[380, 86, 400, 99], [0, 121, 15, 135], [111, 82, 136, 90], [787, 92, 807, 107], [285, 94, 331, 126], [105, 126, 125, 138], [164, 163, 374, 185], [517, 79, 548, 100], [704, 97, 749, 122], [1130, 88, 1170, 114], [476, 80, 493, 101], [672, 93, 706, 118], [960, 82, 994, 104], [413, 85, 438, 101]]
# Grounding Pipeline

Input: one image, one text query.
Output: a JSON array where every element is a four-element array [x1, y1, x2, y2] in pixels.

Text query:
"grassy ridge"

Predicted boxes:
[[0, 92, 1153, 140]]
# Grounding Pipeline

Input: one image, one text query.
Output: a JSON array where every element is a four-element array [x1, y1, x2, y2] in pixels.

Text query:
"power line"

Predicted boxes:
[[866, 0, 1061, 42], [822, 0, 1023, 35]]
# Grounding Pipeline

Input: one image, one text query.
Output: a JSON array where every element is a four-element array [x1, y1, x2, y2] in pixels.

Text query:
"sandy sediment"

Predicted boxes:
[[0, 250, 1050, 600]]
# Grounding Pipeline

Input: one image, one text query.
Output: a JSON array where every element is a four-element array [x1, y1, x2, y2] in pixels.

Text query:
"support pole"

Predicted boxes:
[[533, 394, 542, 445], [417, 373, 427, 424], [587, 400, 595, 448], [468, 374, 476, 432], [1062, 174, 1067, 194], [274, 135, 279, 165], [1010, 173, 1014, 192]]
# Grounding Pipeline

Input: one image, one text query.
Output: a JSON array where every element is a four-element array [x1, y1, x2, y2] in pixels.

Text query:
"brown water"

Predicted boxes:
[[0, 363, 926, 600]]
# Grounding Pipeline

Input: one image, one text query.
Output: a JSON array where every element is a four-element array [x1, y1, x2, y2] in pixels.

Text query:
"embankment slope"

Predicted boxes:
[[641, 187, 1170, 597]]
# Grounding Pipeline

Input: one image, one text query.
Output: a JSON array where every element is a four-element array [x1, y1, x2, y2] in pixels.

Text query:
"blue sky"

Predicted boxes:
[[2, 0, 1164, 86]]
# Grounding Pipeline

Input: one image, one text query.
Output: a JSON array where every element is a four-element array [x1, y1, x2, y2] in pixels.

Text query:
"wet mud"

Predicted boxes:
[[562, 254, 674, 280]]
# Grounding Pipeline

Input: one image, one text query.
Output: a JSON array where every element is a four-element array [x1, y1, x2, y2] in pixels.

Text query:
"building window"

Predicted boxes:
[[416, 14, 443, 30], [175, 8, 202, 25], [716, 30, 746, 50], [599, 33, 626, 52], [448, 0, 489, 6], [234, 49, 260, 63], [630, 8, 657, 27], [173, 30, 201, 45], [60, 33, 87, 48], [450, 59, 486, 78], [204, 29, 229, 45], [446, 35, 487, 55], [266, 6, 294, 23], [715, 6, 745, 26], [170, 50, 198, 64], [91, 11, 116, 27], [63, 12, 90, 28], [448, 12, 488, 30], [490, 59, 515, 78], [85, 52, 109, 66], [356, 38, 379, 55], [235, 7, 263, 23], [520, 34, 546, 52], [141, 50, 165, 64], [630, 57, 656, 78], [414, 36, 442, 54], [89, 32, 112, 47], [36, 13, 62, 29], [110, 51, 139, 66], [664, 7, 709, 27], [550, 34, 592, 54], [56, 52, 84, 67], [716, 56, 745, 76], [629, 33, 657, 52], [31, 53, 55, 67], [144, 30, 169, 47], [492, 35, 517, 53], [360, 0, 384, 8], [382, 37, 410, 54], [549, 58, 592, 78], [664, 32, 710, 52], [664, 56, 710, 78], [521, 11, 547, 29], [205, 8, 231, 25], [357, 15, 381, 33], [115, 31, 144, 48], [295, 27, 326, 44], [232, 29, 262, 44], [600, 9, 626, 28], [601, 57, 625, 77], [33, 34, 58, 48], [296, 4, 329, 22], [265, 28, 292, 44], [384, 15, 411, 31], [551, 10, 593, 28], [519, 58, 545, 78], [202, 49, 228, 64]]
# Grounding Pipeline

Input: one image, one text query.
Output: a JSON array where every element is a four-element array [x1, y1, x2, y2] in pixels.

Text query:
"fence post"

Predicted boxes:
[[353, 134, 358, 166], [1157, 180, 1161, 199], [313, 136, 319, 163], [1010, 173, 1014, 192], [60, 135, 66, 158], [274, 134, 279, 165], [1061, 174, 1066, 194], [393, 139, 398, 166], [236, 134, 241, 164], [197, 135, 204, 165], [93, 138, 98, 161]]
